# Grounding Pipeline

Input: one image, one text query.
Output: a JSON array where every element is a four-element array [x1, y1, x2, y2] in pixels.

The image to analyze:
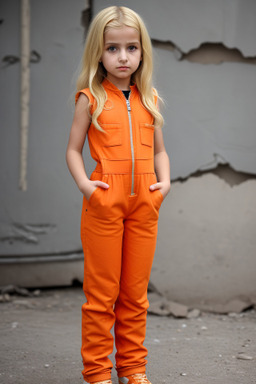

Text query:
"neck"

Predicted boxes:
[[106, 75, 131, 90]]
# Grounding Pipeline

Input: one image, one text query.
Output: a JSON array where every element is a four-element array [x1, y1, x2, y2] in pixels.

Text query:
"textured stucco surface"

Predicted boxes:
[[94, 0, 256, 179], [94, 0, 256, 57], [0, 0, 86, 256], [153, 173, 256, 306], [153, 46, 256, 179]]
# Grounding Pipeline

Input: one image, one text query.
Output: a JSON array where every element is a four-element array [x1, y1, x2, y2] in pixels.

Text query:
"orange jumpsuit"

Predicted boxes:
[[76, 79, 163, 383]]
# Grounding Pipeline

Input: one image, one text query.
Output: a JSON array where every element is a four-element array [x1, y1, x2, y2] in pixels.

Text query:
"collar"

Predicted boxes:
[[102, 78, 137, 94]]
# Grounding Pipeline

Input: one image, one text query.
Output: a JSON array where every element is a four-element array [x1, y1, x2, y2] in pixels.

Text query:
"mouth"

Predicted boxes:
[[117, 66, 129, 70]]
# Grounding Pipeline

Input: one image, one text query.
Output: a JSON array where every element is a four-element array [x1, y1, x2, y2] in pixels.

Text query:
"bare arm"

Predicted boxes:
[[150, 126, 171, 199], [66, 94, 109, 199]]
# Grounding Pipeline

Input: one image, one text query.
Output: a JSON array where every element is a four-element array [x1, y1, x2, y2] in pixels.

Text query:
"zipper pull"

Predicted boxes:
[[126, 99, 131, 111]]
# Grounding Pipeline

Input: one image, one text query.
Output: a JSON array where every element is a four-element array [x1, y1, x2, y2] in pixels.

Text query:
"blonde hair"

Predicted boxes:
[[76, 6, 164, 131]]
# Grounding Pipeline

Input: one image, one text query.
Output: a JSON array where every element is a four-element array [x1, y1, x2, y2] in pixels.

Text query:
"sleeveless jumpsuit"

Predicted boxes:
[[75, 79, 163, 383]]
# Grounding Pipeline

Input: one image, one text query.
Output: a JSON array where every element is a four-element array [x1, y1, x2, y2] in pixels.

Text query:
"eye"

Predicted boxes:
[[128, 45, 137, 52], [107, 46, 117, 52]]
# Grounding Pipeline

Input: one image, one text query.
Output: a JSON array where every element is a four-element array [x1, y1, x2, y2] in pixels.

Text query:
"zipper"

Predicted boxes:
[[125, 96, 135, 195]]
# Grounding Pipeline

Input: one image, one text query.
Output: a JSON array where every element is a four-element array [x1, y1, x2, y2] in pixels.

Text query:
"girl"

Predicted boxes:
[[66, 6, 170, 384]]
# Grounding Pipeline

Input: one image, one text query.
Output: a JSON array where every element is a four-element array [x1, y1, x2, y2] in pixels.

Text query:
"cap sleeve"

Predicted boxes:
[[75, 88, 94, 105]]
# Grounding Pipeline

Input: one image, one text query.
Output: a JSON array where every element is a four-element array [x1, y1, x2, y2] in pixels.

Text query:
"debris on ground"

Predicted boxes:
[[1, 287, 256, 384], [201, 299, 253, 314], [147, 288, 255, 317], [236, 353, 254, 361], [148, 298, 189, 318], [0, 285, 41, 303], [147, 292, 200, 318]]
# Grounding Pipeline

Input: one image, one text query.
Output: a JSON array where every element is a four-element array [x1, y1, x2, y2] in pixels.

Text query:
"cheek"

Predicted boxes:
[[102, 54, 114, 66]]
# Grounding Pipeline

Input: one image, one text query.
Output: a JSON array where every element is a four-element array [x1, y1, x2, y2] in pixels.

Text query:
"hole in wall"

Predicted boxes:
[[152, 39, 256, 65], [182, 42, 256, 65], [174, 163, 256, 187]]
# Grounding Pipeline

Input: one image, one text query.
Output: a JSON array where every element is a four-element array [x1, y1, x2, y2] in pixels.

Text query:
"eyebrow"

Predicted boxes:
[[104, 41, 140, 45]]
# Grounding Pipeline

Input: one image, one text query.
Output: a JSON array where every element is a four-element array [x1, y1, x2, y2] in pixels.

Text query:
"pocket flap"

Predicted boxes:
[[140, 124, 154, 147], [100, 123, 122, 147]]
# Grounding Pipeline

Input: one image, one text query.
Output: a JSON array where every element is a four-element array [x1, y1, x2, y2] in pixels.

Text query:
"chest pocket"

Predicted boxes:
[[140, 124, 154, 147], [99, 123, 122, 147]]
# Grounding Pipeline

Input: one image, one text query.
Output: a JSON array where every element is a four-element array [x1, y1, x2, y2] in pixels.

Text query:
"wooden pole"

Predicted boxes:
[[19, 0, 30, 191]]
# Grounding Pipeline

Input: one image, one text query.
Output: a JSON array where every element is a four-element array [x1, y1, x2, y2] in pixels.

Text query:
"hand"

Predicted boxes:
[[149, 180, 171, 200], [79, 179, 109, 200]]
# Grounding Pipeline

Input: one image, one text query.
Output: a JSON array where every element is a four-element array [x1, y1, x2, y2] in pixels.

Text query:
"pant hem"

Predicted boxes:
[[117, 367, 146, 378], [83, 372, 112, 383]]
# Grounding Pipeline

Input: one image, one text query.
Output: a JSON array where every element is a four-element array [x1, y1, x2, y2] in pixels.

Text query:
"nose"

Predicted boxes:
[[118, 49, 128, 62]]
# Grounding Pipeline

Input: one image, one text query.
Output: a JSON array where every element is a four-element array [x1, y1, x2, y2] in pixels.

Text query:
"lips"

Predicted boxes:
[[117, 66, 129, 70]]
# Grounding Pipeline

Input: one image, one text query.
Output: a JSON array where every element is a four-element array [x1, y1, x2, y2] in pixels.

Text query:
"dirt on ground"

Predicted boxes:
[[0, 287, 256, 384]]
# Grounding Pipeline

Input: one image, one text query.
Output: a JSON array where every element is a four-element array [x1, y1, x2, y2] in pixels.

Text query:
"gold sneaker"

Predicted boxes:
[[119, 373, 152, 384]]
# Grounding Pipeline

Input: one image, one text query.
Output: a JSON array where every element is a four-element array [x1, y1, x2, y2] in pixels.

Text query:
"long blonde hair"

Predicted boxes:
[[76, 6, 164, 131]]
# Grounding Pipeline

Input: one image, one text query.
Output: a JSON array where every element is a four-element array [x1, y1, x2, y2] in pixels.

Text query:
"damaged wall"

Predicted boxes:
[[94, 0, 256, 57], [0, 0, 255, 306], [0, 1, 86, 262], [153, 169, 256, 307], [94, 0, 256, 178], [92, 0, 256, 306]]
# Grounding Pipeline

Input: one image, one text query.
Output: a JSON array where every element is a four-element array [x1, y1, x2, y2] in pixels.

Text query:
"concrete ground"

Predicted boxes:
[[0, 287, 256, 384]]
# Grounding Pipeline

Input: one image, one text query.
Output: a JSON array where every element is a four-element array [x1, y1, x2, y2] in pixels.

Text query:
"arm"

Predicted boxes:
[[150, 126, 171, 199], [66, 93, 109, 200]]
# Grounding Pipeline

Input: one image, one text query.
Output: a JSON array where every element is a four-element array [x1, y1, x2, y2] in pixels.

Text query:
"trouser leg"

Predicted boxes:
[[81, 195, 124, 383], [114, 179, 160, 377], [80, 172, 162, 381]]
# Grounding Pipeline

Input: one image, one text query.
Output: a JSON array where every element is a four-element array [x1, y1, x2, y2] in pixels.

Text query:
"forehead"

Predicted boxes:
[[104, 25, 140, 43]]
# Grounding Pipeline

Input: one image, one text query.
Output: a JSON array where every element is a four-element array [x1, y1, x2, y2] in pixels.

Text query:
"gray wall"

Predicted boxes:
[[92, 0, 256, 307], [93, 0, 256, 177], [0, 0, 86, 260], [1, 0, 255, 307]]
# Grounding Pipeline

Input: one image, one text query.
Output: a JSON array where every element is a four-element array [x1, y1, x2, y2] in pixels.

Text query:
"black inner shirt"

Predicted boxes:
[[122, 90, 131, 99]]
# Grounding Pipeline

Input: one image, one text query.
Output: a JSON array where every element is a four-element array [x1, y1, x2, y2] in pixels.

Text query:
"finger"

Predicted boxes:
[[94, 181, 109, 189], [149, 182, 161, 191]]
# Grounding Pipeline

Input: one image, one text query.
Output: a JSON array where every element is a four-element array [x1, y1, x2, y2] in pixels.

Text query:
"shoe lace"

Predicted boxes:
[[130, 374, 151, 384]]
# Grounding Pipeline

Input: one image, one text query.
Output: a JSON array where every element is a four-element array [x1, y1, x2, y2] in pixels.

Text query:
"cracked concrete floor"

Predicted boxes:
[[0, 287, 256, 384]]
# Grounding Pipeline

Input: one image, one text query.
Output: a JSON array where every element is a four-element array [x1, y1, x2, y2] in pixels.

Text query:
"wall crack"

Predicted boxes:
[[173, 155, 256, 187], [0, 223, 56, 245], [152, 39, 256, 65]]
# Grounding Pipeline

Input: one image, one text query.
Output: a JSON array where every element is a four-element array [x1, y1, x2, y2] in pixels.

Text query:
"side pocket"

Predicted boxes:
[[140, 124, 154, 147], [88, 186, 100, 205], [151, 189, 163, 211], [87, 173, 109, 208], [148, 174, 163, 211], [80, 196, 88, 240]]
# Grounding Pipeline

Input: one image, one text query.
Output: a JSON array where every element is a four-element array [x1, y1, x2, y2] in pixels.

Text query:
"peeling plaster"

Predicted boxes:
[[0, 223, 56, 244], [94, 0, 256, 58], [0, 0, 255, 296], [183, 43, 256, 65], [153, 173, 256, 305], [0, 250, 83, 264], [174, 162, 256, 187], [152, 40, 256, 65], [152, 45, 256, 178], [92, 0, 256, 180]]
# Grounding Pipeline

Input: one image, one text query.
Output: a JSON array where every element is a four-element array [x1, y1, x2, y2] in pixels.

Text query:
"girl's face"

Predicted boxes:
[[101, 25, 142, 90]]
